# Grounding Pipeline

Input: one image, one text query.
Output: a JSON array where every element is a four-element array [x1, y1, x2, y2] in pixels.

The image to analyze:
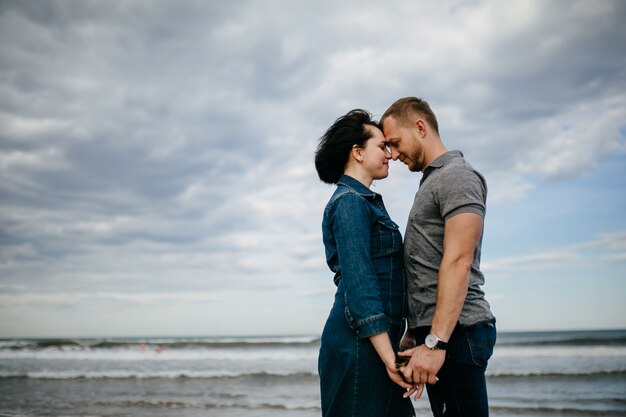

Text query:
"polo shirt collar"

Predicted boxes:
[[429, 150, 463, 168], [421, 150, 464, 184]]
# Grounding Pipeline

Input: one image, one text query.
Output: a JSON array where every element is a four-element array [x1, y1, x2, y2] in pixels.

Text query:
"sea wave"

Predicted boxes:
[[2, 330, 625, 351], [2, 343, 624, 363], [487, 369, 626, 378], [489, 405, 626, 416], [0, 347, 318, 361], [493, 345, 626, 357], [0, 335, 321, 350], [0, 370, 318, 380], [2, 369, 624, 380], [495, 330, 626, 347], [96, 399, 321, 411]]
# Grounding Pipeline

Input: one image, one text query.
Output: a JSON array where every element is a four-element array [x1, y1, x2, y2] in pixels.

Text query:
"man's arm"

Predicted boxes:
[[431, 211, 484, 341], [400, 212, 483, 385]]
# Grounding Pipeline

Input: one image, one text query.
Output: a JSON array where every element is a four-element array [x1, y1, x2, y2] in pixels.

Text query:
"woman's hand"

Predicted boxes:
[[385, 361, 424, 400], [369, 332, 424, 400]]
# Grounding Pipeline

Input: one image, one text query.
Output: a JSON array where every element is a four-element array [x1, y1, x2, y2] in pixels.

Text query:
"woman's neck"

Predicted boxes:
[[343, 165, 372, 188]]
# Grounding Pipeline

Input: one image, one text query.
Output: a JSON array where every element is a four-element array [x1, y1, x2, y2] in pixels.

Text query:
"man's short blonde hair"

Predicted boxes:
[[381, 97, 439, 135]]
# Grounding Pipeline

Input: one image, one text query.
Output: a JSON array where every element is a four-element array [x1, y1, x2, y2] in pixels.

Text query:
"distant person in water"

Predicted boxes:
[[315, 109, 417, 417]]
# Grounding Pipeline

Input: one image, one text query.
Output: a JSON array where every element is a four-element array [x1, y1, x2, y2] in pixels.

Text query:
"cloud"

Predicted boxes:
[[482, 230, 626, 277], [0, 290, 222, 308], [0, 0, 624, 336]]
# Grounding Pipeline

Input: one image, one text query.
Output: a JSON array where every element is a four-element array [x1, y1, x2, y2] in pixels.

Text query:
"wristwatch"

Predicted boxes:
[[425, 332, 448, 350]]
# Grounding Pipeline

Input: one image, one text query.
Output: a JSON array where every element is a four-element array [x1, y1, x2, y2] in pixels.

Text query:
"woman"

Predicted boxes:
[[315, 109, 416, 417]]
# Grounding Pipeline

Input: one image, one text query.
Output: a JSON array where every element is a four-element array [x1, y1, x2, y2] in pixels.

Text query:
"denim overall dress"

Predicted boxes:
[[318, 175, 414, 417]]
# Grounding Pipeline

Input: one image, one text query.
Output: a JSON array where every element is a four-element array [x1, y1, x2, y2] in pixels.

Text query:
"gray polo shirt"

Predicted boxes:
[[404, 150, 494, 328]]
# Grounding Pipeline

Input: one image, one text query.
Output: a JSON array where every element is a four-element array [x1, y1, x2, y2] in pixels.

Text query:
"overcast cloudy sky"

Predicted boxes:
[[1, 0, 625, 338]]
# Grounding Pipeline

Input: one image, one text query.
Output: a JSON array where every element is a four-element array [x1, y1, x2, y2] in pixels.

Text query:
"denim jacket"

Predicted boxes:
[[322, 175, 405, 338]]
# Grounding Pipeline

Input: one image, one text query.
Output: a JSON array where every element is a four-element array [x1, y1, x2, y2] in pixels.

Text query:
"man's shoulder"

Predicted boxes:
[[437, 157, 486, 187], [421, 156, 487, 214], [440, 153, 478, 172]]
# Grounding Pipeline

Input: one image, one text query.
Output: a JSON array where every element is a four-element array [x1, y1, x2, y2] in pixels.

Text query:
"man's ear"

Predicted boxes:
[[415, 119, 427, 137]]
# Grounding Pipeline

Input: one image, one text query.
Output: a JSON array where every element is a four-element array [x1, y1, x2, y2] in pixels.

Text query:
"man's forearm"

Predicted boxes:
[[431, 258, 471, 342]]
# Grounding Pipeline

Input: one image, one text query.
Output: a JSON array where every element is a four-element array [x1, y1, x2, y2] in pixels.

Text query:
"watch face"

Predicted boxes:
[[425, 333, 437, 349]]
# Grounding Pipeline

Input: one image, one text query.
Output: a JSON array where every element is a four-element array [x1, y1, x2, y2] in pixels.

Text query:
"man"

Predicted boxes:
[[381, 97, 496, 416]]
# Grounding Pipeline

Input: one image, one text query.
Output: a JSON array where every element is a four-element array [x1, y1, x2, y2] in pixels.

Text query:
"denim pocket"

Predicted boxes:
[[373, 217, 402, 257], [464, 320, 497, 368]]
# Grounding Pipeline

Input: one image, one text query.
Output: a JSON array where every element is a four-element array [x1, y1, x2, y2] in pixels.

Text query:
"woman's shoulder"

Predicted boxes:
[[325, 185, 371, 218]]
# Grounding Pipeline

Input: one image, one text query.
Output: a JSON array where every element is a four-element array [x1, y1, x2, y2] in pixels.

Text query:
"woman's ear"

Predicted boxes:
[[351, 144, 363, 162]]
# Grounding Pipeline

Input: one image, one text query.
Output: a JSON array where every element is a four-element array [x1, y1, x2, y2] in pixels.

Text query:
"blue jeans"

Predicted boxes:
[[412, 320, 496, 417]]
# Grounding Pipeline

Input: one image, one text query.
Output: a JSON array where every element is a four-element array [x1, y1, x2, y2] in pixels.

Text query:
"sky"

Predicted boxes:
[[0, 0, 625, 338]]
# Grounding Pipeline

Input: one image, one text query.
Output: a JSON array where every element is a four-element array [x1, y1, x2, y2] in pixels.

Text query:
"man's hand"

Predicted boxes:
[[398, 344, 445, 385], [384, 362, 424, 400]]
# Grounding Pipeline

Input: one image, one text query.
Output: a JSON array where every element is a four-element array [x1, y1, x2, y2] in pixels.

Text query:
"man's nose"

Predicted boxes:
[[390, 148, 400, 160]]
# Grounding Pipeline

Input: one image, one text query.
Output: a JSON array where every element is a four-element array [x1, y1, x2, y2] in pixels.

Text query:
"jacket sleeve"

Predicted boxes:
[[331, 193, 389, 338]]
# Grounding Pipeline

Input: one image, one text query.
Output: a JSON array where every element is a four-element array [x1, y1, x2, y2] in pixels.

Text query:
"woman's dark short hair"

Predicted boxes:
[[315, 109, 379, 184]]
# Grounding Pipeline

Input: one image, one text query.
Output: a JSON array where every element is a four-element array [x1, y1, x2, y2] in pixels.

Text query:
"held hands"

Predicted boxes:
[[385, 361, 424, 400], [397, 344, 445, 388], [368, 331, 425, 400]]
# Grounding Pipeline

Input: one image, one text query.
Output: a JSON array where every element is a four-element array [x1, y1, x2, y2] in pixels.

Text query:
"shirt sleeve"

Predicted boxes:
[[331, 193, 389, 338], [438, 166, 487, 220]]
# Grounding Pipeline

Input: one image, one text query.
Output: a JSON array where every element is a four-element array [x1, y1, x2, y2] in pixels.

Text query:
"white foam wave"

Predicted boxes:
[[493, 345, 626, 358], [0, 340, 32, 349], [3, 367, 622, 380], [0, 347, 318, 362], [3, 344, 623, 362]]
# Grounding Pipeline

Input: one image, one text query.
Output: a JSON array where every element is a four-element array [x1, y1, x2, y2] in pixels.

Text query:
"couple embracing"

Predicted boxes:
[[315, 97, 497, 417]]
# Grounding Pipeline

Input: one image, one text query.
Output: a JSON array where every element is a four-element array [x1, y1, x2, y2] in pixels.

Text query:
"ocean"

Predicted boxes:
[[0, 329, 624, 417]]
